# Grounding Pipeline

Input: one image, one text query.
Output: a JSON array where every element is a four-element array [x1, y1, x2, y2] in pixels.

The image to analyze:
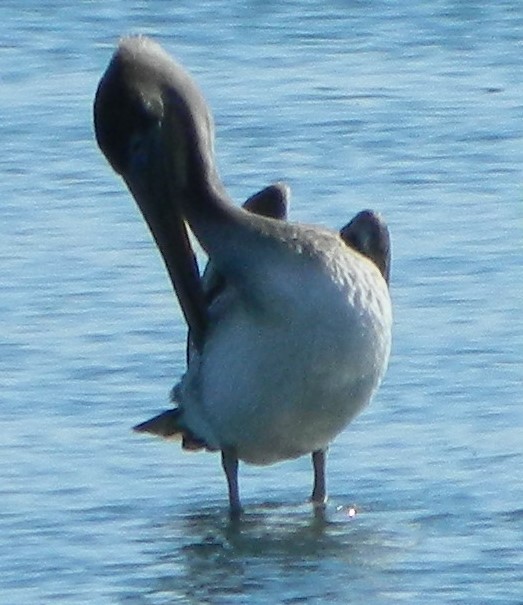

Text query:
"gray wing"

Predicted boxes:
[[242, 182, 290, 219], [340, 209, 391, 286]]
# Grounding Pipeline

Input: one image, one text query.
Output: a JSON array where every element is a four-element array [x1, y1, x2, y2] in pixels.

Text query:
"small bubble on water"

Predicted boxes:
[[336, 505, 357, 518]]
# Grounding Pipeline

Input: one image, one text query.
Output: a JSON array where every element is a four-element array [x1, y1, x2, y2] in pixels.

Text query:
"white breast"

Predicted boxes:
[[176, 232, 392, 465]]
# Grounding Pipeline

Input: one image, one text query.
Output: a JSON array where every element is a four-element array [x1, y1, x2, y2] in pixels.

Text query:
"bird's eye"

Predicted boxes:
[[129, 131, 146, 155], [128, 131, 149, 170]]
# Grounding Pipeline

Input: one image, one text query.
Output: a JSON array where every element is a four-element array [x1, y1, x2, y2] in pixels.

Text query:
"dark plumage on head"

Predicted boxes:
[[94, 36, 215, 188]]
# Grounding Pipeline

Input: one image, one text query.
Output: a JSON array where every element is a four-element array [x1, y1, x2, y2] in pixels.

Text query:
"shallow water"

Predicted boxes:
[[1, 1, 522, 603]]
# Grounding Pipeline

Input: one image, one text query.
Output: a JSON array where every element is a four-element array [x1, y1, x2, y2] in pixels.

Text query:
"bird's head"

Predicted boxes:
[[94, 35, 216, 202]]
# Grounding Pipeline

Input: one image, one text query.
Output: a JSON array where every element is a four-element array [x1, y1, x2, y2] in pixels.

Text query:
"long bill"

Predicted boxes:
[[122, 129, 207, 351]]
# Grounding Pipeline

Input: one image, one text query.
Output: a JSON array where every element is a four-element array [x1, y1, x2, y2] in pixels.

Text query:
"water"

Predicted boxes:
[[1, 1, 522, 603]]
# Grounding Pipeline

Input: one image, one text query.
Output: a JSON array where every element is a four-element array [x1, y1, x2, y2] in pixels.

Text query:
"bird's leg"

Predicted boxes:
[[311, 449, 328, 506], [221, 448, 242, 518]]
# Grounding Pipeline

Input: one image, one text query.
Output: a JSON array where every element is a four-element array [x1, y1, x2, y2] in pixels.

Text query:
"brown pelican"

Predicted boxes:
[[94, 36, 392, 516]]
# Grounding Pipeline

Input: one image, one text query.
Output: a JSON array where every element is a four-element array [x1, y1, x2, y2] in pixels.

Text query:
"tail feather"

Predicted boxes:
[[133, 408, 214, 451], [133, 409, 183, 438]]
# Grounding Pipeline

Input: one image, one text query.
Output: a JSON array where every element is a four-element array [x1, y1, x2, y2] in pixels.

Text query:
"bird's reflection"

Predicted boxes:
[[134, 500, 405, 604]]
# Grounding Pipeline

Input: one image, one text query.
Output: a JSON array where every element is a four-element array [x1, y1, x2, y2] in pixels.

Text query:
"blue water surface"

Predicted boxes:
[[1, 1, 522, 603]]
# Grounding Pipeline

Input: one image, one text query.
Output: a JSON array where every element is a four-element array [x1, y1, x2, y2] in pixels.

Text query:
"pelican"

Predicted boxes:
[[94, 36, 392, 516]]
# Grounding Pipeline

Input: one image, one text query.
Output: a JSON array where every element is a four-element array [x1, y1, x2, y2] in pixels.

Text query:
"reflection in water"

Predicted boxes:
[[136, 502, 412, 603]]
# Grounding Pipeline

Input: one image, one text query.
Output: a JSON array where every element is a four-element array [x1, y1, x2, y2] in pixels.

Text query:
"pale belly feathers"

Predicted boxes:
[[173, 232, 392, 465]]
